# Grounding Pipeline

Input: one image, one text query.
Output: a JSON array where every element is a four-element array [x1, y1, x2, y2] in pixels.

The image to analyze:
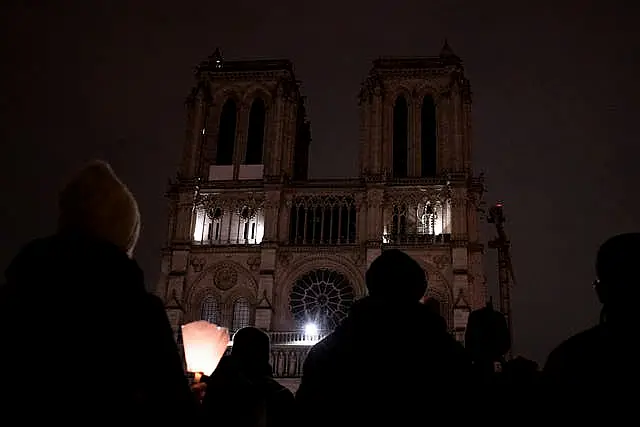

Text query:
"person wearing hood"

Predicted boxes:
[[0, 161, 198, 423], [202, 327, 296, 427], [296, 249, 471, 427]]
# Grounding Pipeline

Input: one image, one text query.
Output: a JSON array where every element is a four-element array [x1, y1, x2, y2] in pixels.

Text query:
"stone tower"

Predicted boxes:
[[357, 42, 485, 335], [159, 49, 311, 333]]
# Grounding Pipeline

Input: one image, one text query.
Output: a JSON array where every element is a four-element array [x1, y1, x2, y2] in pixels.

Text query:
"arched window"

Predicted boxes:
[[245, 98, 266, 164], [421, 95, 437, 177], [216, 99, 237, 165], [392, 95, 408, 178], [200, 295, 220, 324], [232, 297, 251, 331]]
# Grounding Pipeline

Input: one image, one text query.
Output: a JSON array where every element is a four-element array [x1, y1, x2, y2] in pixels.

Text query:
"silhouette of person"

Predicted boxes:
[[296, 249, 471, 427], [0, 161, 198, 423], [202, 327, 296, 427], [465, 300, 511, 383], [543, 233, 640, 406]]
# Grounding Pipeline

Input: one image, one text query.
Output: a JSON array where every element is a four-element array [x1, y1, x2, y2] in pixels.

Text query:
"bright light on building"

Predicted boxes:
[[304, 322, 318, 336]]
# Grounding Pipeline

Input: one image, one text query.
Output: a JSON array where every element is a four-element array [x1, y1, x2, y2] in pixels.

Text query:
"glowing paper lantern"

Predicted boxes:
[[181, 321, 230, 379]]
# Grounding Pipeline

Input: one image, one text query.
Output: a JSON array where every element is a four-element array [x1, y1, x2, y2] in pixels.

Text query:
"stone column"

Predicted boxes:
[[407, 98, 416, 176], [463, 99, 473, 173], [174, 190, 196, 243], [270, 96, 285, 175], [359, 100, 371, 175], [366, 188, 384, 241], [437, 95, 451, 173], [414, 100, 422, 177], [448, 188, 464, 238], [262, 190, 281, 243], [181, 97, 206, 179], [371, 94, 383, 174], [233, 103, 250, 179], [355, 193, 366, 244], [278, 194, 293, 243], [451, 86, 463, 172]]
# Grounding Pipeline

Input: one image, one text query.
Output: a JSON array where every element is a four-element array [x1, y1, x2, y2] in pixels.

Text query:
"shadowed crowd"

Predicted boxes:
[[1, 160, 635, 424]]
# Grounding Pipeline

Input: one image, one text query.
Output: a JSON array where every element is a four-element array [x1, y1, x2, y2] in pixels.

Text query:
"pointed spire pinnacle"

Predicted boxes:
[[211, 47, 224, 69], [440, 38, 455, 57]]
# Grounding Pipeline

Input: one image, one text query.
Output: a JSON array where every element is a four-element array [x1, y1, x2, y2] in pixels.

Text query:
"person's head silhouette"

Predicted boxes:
[[365, 249, 427, 302], [594, 233, 640, 324], [231, 327, 271, 374]]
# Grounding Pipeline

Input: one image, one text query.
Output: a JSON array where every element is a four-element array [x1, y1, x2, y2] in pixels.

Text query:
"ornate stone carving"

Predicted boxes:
[[196, 192, 265, 214], [213, 264, 238, 290], [247, 256, 261, 272], [432, 254, 450, 270], [358, 73, 384, 105], [366, 190, 384, 208], [190, 257, 206, 273], [278, 251, 293, 267]]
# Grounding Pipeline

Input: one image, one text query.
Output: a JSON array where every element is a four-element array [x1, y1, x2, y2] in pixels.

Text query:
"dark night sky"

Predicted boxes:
[[1, 1, 638, 363]]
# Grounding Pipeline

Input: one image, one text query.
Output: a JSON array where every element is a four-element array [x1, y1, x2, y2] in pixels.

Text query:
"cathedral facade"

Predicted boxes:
[[157, 45, 486, 381]]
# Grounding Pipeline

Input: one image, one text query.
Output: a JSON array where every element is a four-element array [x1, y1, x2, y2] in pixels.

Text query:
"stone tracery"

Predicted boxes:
[[289, 268, 355, 330], [289, 194, 358, 245]]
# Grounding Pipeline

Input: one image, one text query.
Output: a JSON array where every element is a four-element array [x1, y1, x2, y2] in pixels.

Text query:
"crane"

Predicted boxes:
[[487, 202, 516, 357]]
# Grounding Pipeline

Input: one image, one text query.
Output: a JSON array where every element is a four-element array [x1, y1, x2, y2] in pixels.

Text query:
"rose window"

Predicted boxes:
[[289, 269, 355, 330]]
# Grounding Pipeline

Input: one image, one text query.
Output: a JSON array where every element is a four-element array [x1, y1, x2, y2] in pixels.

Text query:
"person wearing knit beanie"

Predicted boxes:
[[58, 160, 141, 257], [1, 160, 201, 421]]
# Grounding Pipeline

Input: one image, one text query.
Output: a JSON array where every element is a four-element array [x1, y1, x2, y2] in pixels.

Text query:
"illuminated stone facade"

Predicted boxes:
[[157, 45, 486, 380]]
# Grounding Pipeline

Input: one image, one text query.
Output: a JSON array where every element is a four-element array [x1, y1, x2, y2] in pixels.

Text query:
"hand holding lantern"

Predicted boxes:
[[181, 321, 230, 382]]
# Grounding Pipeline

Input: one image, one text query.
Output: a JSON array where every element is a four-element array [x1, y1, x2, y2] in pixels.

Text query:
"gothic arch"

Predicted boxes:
[[212, 87, 242, 106], [277, 255, 366, 303], [186, 286, 223, 323], [242, 85, 273, 108], [415, 83, 440, 101], [186, 260, 259, 321], [388, 86, 413, 105], [222, 284, 259, 306]]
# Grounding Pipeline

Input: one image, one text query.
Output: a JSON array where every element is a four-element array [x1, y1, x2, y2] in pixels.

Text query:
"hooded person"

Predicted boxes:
[[0, 160, 198, 423], [202, 327, 297, 427], [296, 249, 471, 427]]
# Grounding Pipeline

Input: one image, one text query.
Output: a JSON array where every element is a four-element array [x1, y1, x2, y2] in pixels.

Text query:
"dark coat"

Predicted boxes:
[[0, 234, 198, 423], [203, 355, 296, 427], [543, 322, 638, 412], [296, 296, 472, 426]]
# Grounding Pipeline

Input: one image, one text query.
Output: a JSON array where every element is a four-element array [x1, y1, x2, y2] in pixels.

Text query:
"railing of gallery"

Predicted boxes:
[[183, 329, 464, 379], [181, 330, 328, 380]]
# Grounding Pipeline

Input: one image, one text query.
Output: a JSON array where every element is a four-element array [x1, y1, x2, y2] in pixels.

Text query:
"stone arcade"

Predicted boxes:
[[157, 44, 486, 389]]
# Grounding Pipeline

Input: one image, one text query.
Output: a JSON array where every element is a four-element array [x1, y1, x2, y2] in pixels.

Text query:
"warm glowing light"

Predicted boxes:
[[192, 206, 265, 244], [304, 322, 318, 336], [181, 321, 230, 376], [193, 209, 205, 241]]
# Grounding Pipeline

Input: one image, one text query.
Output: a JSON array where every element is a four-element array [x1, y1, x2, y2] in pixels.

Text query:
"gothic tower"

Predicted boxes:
[[358, 42, 485, 335], [159, 49, 312, 332]]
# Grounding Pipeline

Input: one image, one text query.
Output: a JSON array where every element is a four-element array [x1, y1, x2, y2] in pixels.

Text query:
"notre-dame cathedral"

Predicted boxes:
[[157, 42, 486, 389]]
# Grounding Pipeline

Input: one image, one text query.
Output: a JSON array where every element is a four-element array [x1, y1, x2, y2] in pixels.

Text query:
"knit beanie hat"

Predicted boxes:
[[365, 249, 428, 302], [58, 160, 141, 257]]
